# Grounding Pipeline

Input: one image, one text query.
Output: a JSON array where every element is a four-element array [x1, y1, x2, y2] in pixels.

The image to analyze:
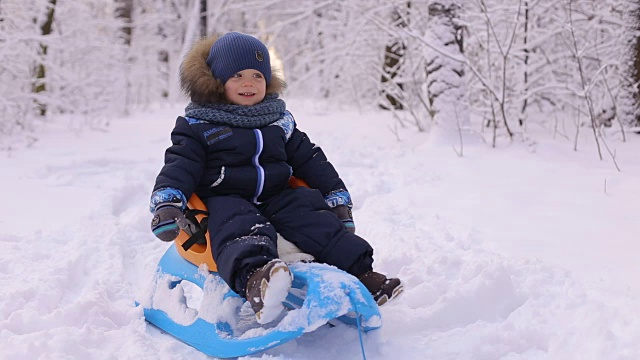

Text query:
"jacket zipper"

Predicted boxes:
[[251, 129, 265, 204]]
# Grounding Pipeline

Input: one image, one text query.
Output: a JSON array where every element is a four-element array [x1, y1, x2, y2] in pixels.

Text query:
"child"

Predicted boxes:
[[150, 32, 402, 324]]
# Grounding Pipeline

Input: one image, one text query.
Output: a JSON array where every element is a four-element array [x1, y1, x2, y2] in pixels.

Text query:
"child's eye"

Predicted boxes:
[[231, 73, 242, 78], [253, 73, 263, 79]]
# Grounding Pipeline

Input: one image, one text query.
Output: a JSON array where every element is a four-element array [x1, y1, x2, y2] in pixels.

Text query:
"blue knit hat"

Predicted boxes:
[[206, 32, 272, 86]]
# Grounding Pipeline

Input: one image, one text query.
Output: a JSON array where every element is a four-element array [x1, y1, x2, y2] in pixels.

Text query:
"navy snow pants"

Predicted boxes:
[[204, 186, 374, 296]]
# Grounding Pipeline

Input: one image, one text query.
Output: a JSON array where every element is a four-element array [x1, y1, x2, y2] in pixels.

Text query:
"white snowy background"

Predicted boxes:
[[1, 98, 639, 360]]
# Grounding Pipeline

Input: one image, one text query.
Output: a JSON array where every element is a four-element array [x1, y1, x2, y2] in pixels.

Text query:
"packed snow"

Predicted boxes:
[[1, 99, 639, 359]]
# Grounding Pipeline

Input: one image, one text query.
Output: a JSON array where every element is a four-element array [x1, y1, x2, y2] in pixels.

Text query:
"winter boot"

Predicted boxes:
[[245, 259, 293, 324], [358, 271, 403, 306]]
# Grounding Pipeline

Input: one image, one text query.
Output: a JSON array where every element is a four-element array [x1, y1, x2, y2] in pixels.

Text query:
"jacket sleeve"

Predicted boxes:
[[285, 124, 351, 205], [151, 117, 207, 211]]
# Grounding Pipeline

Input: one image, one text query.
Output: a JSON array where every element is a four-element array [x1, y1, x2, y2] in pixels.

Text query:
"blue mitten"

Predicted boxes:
[[151, 204, 186, 241], [331, 205, 355, 233], [325, 189, 356, 234], [150, 188, 188, 242]]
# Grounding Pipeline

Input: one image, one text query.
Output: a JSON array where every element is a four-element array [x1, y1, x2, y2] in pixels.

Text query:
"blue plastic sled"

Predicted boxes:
[[141, 244, 381, 358]]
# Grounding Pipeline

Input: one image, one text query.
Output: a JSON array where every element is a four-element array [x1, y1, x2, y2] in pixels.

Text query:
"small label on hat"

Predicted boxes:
[[256, 50, 264, 61]]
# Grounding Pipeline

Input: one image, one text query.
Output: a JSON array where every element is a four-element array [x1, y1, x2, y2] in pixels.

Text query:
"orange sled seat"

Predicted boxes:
[[173, 193, 218, 271]]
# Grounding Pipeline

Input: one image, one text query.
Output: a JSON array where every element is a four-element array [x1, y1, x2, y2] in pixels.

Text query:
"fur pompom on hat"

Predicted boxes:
[[180, 32, 285, 105], [207, 32, 272, 86]]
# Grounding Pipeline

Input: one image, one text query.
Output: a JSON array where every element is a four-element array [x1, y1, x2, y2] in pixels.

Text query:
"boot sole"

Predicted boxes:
[[376, 283, 404, 306], [256, 263, 292, 324]]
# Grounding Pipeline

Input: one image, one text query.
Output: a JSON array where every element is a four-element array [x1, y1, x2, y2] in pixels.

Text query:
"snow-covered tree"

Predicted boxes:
[[463, 0, 524, 145], [254, 1, 384, 104], [462, 0, 637, 146], [634, 5, 640, 128], [0, 0, 128, 148], [0, 0, 54, 142], [380, 3, 410, 111], [422, 0, 468, 135], [46, 0, 128, 119]]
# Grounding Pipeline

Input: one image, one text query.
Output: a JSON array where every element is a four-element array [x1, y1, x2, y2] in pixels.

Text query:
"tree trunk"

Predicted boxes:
[[519, 0, 529, 127], [114, 0, 134, 115], [425, 1, 467, 128], [634, 6, 640, 128], [380, 2, 410, 110], [115, 0, 133, 46], [33, 0, 57, 116], [199, 0, 207, 37]]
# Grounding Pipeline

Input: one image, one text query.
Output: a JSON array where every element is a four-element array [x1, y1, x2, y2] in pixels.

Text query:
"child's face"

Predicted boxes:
[[224, 69, 267, 106]]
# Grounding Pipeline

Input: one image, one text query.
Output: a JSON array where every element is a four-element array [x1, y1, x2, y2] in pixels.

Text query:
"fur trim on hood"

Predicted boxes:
[[180, 35, 286, 105]]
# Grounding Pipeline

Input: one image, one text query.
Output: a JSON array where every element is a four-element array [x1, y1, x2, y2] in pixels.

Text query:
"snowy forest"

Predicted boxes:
[[1, 0, 640, 150]]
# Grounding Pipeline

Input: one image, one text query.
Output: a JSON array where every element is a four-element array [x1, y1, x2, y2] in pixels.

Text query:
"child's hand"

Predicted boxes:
[[151, 204, 188, 241], [331, 205, 355, 234]]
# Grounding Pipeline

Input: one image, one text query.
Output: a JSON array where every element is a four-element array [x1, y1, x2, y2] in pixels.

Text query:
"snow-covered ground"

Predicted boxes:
[[1, 99, 639, 359]]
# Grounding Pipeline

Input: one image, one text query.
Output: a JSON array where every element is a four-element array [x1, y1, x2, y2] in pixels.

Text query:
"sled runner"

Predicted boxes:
[[140, 180, 382, 359]]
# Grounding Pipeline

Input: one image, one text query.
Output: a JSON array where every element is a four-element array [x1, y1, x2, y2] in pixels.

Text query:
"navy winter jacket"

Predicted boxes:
[[152, 111, 349, 207]]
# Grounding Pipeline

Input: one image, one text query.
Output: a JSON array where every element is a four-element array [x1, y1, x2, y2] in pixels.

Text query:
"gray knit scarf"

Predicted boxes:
[[184, 94, 286, 128]]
